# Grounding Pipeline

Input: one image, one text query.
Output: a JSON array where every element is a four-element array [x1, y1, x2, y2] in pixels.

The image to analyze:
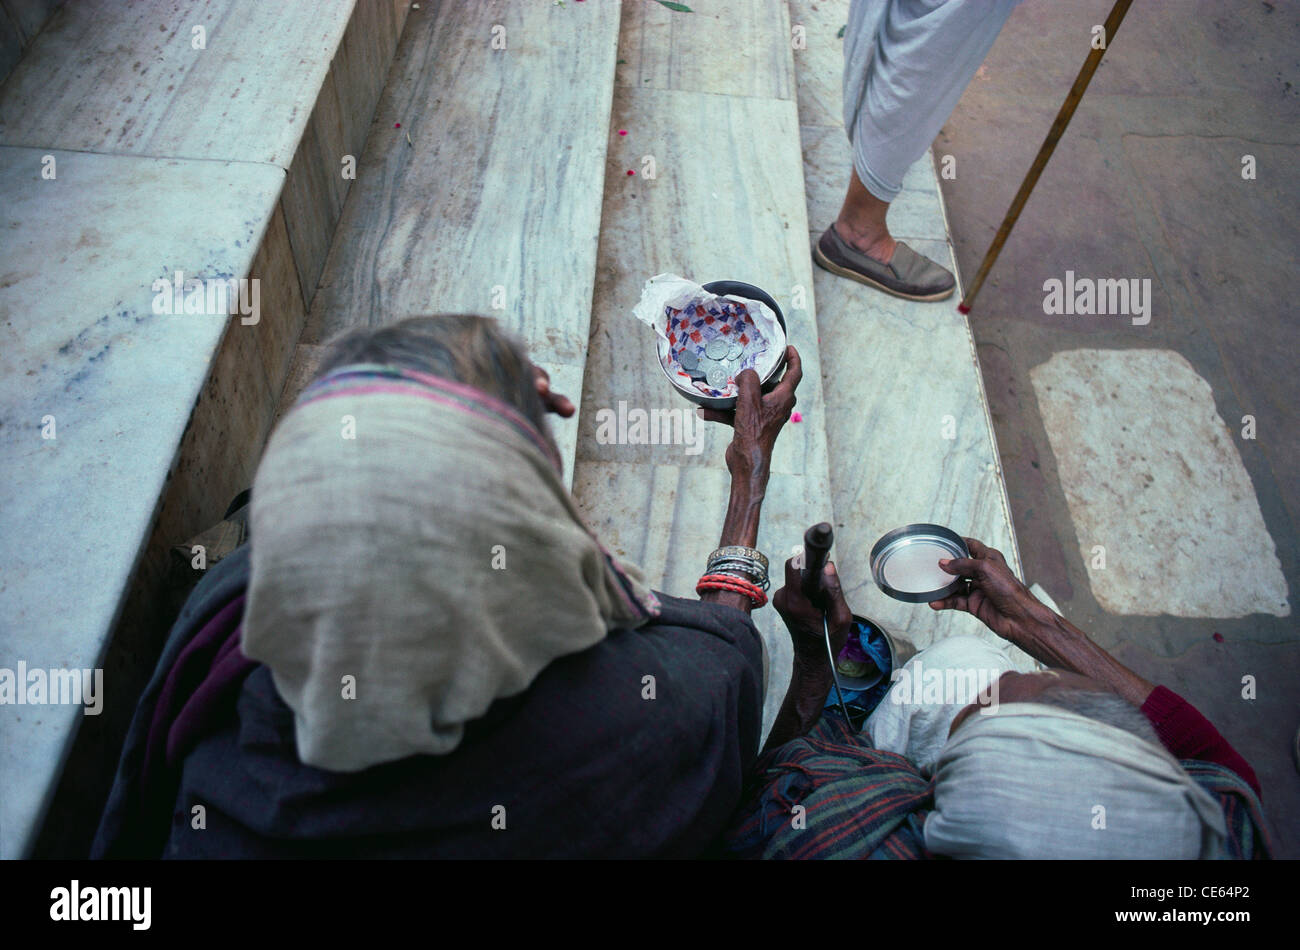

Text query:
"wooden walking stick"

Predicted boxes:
[[957, 0, 1134, 315]]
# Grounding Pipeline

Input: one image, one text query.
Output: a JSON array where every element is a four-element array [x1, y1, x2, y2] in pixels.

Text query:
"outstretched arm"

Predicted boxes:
[[698, 347, 802, 615], [929, 539, 1155, 706], [932, 540, 1260, 794]]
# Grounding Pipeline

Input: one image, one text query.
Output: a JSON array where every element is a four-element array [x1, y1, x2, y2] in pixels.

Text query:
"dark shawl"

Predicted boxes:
[[93, 547, 764, 859]]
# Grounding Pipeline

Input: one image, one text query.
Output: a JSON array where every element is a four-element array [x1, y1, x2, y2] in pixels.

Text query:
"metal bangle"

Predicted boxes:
[[707, 561, 764, 582], [707, 545, 769, 572], [705, 556, 769, 590]]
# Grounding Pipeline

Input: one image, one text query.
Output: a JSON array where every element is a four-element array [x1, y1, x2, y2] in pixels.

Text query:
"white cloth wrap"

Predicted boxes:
[[843, 0, 1023, 201], [865, 634, 1017, 773], [924, 703, 1229, 859]]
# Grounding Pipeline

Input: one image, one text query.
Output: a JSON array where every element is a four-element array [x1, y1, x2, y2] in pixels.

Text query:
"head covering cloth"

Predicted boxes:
[[924, 703, 1228, 859], [241, 364, 659, 772]]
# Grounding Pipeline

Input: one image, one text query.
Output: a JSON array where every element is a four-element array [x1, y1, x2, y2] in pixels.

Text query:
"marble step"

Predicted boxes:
[[0, 0, 409, 857], [572, 0, 836, 740], [0, 0, 62, 83], [299, 0, 624, 485], [789, 0, 1033, 667], [0, 0, 408, 311]]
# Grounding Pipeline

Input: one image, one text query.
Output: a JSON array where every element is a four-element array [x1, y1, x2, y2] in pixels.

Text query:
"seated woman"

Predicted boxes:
[[730, 543, 1273, 859], [93, 314, 802, 859]]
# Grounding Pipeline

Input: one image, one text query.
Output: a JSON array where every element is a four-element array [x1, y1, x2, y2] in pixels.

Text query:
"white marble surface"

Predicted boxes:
[[811, 241, 1035, 665], [303, 0, 622, 488], [791, 0, 1032, 667], [1032, 348, 1290, 618], [0, 0, 355, 167], [0, 147, 283, 858], [788, 0, 847, 129], [617, 0, 794, 101]]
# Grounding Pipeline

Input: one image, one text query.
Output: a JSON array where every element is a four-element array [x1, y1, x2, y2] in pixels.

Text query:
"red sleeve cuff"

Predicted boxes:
[[1141, 685, 1262, 798]]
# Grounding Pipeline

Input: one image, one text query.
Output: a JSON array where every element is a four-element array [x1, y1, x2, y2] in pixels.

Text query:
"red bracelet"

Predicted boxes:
[[698, 578, 767, 607], [699, 573, 765, 596], [696, 572, 768, 608]]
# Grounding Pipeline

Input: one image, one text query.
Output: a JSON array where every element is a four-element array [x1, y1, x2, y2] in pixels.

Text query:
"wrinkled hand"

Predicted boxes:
[[702, 345, 802, 482], [772, 555, 852, 662], [929, 538, 1055, 647], [532, 364, 575, 417]]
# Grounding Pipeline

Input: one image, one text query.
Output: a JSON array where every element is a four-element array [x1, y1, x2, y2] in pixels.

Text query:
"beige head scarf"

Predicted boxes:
[[241, 365, 659, 772], [924, 703, 1228, 859]]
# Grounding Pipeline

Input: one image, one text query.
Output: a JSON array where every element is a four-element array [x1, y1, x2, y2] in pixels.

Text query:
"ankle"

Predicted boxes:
[[833, 219, 896, 263]]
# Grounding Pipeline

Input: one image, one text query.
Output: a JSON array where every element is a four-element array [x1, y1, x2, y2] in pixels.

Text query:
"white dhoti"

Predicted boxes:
[[843, 0, 1023, 202], [865, 634, 1017, 773]]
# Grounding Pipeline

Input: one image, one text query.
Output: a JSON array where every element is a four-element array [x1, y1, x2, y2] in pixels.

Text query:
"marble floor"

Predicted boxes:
[[300, 0, 623, 485], [0, 0, 403, 857], [0, 146, 284, 860], [789, 0, 1034, 669]]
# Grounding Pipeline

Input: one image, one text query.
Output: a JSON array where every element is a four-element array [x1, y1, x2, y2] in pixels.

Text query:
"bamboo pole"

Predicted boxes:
[[957, 0, 1134, 315]]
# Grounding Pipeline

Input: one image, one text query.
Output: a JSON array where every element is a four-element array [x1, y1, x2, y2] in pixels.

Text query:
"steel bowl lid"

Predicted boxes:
[[870, 524, 970, 603]]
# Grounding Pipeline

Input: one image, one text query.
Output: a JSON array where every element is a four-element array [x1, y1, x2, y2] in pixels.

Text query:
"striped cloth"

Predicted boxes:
[[1180, 761, 1274, 860], [726, 712, 933, 860], [726, 714, 1272, 860]]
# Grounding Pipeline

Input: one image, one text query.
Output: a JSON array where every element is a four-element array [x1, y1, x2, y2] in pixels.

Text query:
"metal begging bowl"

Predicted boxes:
[[657, 280, 788, 411], [870, 523, 971, 603]]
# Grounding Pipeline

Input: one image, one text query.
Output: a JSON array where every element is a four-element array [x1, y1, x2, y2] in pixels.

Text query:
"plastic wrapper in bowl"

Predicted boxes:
[[632, 273, 788, 410]]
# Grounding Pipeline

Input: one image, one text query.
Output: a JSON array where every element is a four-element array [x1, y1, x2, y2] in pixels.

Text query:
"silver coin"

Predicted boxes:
[[706, 365, 728, 389], [678, 349, 698, 371], [705, 338, 729, 360], [727, 340, 744, 360]]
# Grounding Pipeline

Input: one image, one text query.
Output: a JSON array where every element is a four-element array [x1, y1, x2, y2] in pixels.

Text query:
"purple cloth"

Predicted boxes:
[[140, 595, 253, 794]]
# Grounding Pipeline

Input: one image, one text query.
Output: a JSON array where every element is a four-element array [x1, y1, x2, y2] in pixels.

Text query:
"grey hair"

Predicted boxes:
[[1031, 684, 1161, 745], [315, 314, 553, 443]]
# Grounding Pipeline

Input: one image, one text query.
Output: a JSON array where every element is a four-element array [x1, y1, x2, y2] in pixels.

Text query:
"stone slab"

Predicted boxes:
[[1031, 348, 1290, 619], [302, 0, 623, 487], [0, 146, 283, 858], [0, 0, 354, 167], [617, 0, 794, 101]]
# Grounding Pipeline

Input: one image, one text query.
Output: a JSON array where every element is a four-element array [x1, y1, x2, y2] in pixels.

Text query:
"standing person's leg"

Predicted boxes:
[[816, 0, 1022, 300]]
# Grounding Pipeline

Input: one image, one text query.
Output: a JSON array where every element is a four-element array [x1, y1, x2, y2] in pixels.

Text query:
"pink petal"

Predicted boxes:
[[790, 411, 803, 423]]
